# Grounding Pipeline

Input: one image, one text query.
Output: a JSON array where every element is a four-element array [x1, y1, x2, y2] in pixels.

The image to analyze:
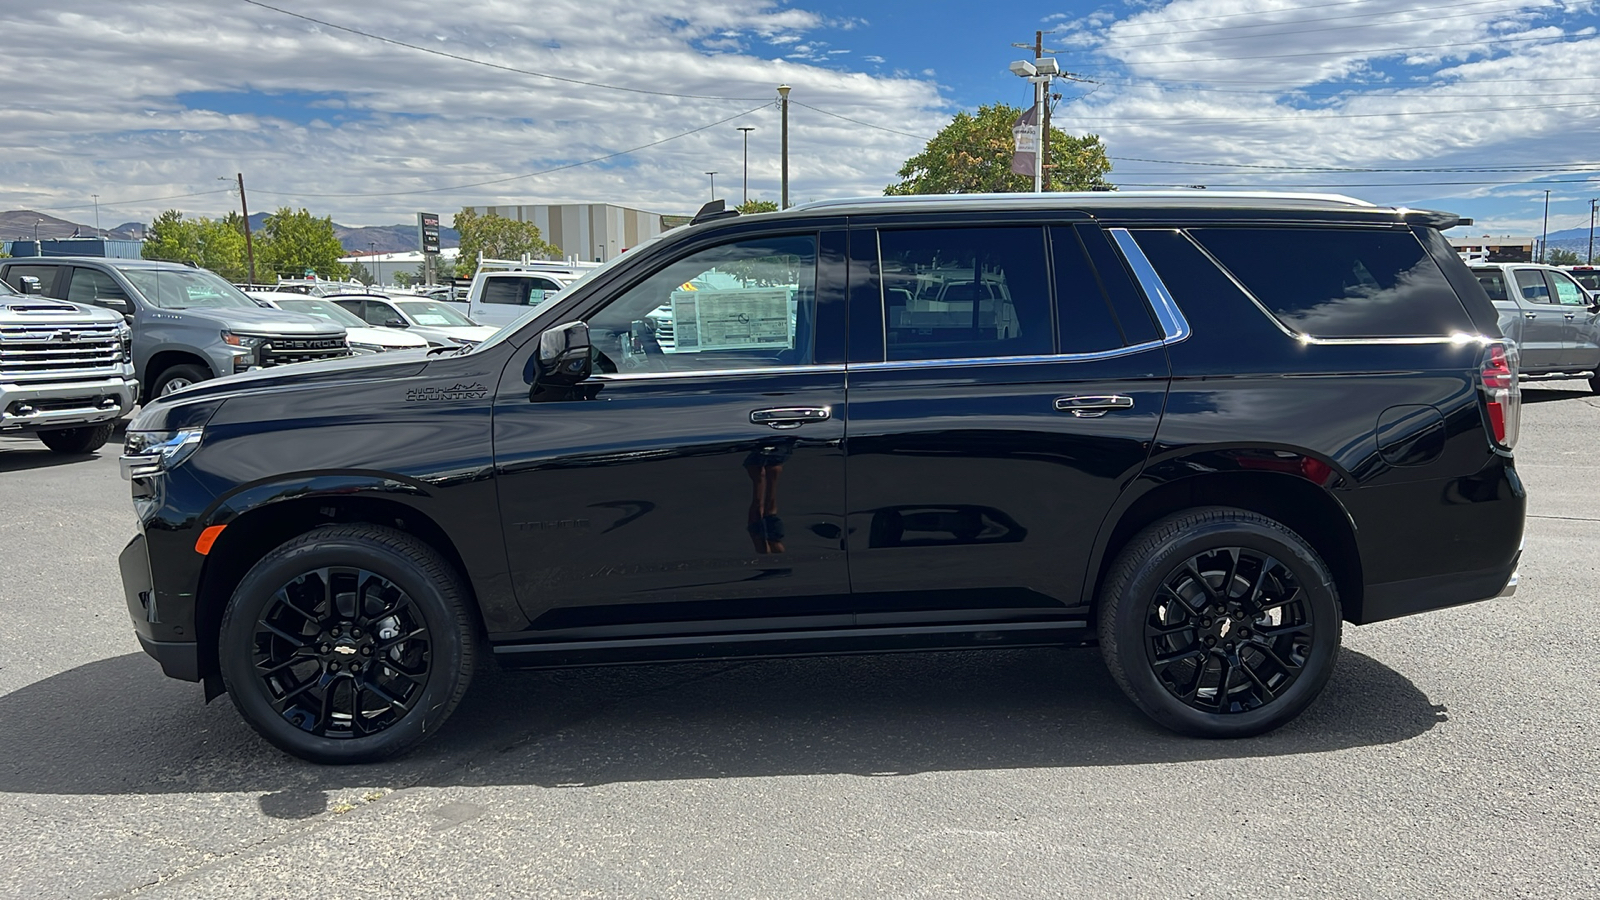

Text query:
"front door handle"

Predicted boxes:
[[751, 406, 831, 429], [1055, 395, 1134, 418], [1565, 313, 1578, 320], [1525, 312, 1539, 319]]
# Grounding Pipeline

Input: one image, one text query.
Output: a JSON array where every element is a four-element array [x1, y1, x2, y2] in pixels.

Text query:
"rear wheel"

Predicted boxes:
[[219, 524, 476, 764], [37, 421, 115, 454], [1098, 507, 1342, 738]]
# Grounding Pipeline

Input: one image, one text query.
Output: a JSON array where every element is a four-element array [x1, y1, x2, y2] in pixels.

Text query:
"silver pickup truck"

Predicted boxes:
[[0, 279, 138, 453], [1472, 262, 1600, 392]]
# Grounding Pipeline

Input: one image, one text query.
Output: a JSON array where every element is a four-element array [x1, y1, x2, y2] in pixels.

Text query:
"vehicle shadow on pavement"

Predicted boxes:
[[0, 646, 1445, 817], [1520, 387, 1591, 404], [0, 421, 128, 472]]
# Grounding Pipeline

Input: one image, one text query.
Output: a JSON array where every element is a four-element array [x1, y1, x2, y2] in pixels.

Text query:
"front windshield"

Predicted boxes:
[[395, 300, 478, 327], [118, 267, 259, 310], [277, 298, 369, 327]]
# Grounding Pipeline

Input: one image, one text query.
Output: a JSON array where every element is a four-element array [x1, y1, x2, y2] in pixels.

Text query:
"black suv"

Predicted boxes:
[[117, 192, 1525, 763]]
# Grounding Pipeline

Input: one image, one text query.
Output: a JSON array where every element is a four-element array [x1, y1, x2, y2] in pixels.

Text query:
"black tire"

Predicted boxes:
[[1098, 506, 1342, 738], [219, 524, 477, 764], [37, 421, 116, 454], [151, 363, 210, 399]]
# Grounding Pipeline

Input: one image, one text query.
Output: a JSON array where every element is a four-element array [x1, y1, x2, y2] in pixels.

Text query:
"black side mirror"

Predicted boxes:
[[18, 276, 40, 295], [536, 321, 592, 386], [384, 318, 407, 328]]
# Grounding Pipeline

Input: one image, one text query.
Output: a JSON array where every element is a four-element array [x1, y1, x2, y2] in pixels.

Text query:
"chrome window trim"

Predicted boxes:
[[1171, 227, 1489, 347], [847, 341, 1166, 371], [590, 364, 845, 382], [1107, 228, 1191, 344]]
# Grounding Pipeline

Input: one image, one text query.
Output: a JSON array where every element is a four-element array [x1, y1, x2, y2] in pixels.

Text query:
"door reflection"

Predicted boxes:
[[867, 505, 1027, 548], [744, 439, 795, 553]]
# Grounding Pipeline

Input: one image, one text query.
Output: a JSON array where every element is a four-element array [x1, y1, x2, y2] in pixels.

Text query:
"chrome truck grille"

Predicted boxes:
[[0, 322, 122, 382]]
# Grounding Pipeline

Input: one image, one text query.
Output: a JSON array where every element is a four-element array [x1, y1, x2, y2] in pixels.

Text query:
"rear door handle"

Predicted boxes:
[[1054, 395, 1134, 418], [751, 406, 831, 429]]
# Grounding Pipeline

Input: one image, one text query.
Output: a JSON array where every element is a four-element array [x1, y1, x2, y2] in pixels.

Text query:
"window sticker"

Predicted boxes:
[[669, 287, 793, 352], [412, 313, 452, 325]]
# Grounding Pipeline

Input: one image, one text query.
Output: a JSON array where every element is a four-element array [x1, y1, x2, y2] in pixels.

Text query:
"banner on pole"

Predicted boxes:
[[1011, 105, 1039, 176]]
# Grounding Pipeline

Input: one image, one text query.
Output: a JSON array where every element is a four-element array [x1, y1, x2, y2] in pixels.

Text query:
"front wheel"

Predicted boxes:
[[219, 525, 477, 764], [37, 421, 116, 454], [152, 363, 210, 398], [1098, 507, 1342, 738]]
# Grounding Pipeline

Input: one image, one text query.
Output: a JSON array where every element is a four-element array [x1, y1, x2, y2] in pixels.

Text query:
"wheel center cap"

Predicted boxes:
[[332, 643, 358, 656]]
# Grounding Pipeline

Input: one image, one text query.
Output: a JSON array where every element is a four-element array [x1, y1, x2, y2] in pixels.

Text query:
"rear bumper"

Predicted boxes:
[[1356, 551, 1520, 625], [0, 374, 137, 432]]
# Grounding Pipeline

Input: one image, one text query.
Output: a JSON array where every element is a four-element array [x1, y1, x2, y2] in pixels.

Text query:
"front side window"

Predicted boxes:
[[116, 268, 258, 310], [1191, 228, 1474, 338], [878, 227, 1052, 361], [67, 268, 129, 304], [587, 234, 816, 373], [1549, 271, 1588, 306], [1514, 270, 1551, 303]]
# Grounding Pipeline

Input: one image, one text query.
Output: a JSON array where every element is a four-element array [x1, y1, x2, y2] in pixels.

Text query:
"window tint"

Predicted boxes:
[[362, 302, 400, 326], [878, 227, 1052, 360], [1049, 227, 1124, 354], [1514, 270, 1550, 303], [1549, 271, 1587, 306], [1570, 270, 1600, 292], [1075, 226, 1160, 345], [67, 268, 129, 304], [1473, 269, 1510, 302], [482, 276, 533, 306], [4, 265, 61, 297], [587, 234, 816, 373], [1190, 227, 1475, 338]]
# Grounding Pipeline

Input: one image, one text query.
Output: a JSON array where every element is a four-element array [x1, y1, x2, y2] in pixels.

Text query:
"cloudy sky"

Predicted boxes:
[[4, 0, 1598, 240]]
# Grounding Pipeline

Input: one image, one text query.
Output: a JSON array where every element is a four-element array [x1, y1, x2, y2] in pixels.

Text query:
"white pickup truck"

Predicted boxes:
[[463, 260, 603, 328]]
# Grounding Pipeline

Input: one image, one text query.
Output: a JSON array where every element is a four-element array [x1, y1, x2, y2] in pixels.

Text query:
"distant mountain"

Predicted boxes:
[[0, 209, 457, 253]]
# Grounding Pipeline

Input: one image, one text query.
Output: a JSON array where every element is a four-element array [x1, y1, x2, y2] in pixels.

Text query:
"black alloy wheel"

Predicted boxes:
[[251, 566, 432, 739], [1143, 547, 1312, 714], [1098, 507, 1342, 738], [220, 525, 475, 763]]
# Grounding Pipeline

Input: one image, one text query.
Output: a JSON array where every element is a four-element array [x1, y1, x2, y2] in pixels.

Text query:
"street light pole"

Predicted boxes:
[[92, 194, 100, 236], [737, 126, 755, 205], [777, 84, 791, 209], [1541, 189, 1551, 263], [705, 171, 718, 201], [368, 241, 377, 285]]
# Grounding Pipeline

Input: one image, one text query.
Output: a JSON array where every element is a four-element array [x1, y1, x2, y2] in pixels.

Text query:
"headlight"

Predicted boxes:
[[222, 331, 265, 349], [349, 342, 383, 354], [116, 322, 132, 362], [120, 429, 203, 481]]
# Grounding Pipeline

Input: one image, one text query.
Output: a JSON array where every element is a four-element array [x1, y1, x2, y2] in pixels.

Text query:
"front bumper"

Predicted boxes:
[[119, 532, 201, 683], [0, 374, 137, 433]]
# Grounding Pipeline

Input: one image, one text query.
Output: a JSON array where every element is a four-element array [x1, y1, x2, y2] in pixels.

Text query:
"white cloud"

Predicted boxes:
[[0, 0, 943, 226]]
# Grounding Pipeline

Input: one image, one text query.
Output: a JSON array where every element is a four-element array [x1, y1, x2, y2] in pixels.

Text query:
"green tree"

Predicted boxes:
[[453, 207, 560, 278], [885, 103, 1112, 195], [347, 261, 373, 284], [140, 210, 249, 281], [256, 207, 349, 279], [736, 199, 779, 214], [1547, 247, 1581, 266]]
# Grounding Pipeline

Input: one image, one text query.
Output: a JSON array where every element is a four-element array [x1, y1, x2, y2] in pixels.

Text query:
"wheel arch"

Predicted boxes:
[[1087, 468, 1365, 624], [193, 491, 481, 695], [142, 349, 215, 401]]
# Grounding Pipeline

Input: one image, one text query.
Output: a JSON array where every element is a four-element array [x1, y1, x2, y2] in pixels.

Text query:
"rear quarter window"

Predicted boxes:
[[1188, 227, 1475, 339]]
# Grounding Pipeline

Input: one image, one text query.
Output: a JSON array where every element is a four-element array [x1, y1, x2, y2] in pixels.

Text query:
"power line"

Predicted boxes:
[[237, 0, 768, 102], [789, 100, 933, 139], [248, 102, 774, 199], [1110, 156, 1600, 173], [1056, 98, 1600, 122], [1094, 1, 1537, 51], [1069, 29, 1590, 66]]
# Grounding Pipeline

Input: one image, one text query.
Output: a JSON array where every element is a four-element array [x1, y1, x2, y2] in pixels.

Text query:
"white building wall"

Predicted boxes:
[[468, 203, 667, 263]]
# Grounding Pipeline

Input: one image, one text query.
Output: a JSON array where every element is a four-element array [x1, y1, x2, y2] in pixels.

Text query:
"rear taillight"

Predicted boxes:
[[1480, 342, 1519, 451]]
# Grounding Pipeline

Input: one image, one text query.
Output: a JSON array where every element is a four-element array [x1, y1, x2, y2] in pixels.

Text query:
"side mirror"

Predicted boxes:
[[18, 276, 40, 295], [536, 321, 592, 386], [103, 296, 132, 314], [384, 318, 407, 328]]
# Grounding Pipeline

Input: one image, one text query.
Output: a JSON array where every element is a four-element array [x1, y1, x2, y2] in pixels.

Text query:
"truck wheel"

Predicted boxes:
[[152, 364, 210, 398], [1098, 506, 1342, 738], [219, 524, 477, 764], [37, 421, 116, 454]]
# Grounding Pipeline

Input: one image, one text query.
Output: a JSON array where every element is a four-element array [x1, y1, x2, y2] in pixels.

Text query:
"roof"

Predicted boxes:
[[3, 256, 197, 270], [784, 190, 1382, 216]]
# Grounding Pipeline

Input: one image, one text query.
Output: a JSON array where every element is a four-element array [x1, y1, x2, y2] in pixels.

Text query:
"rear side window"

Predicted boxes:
[[4, 265, 62, 297], [1473, 269, 1510, 302], [878, 227, 1053, 360], [481, 276, 532, 306], [1190, 227, 1475, 338], [1513, 270, 1550, 303]]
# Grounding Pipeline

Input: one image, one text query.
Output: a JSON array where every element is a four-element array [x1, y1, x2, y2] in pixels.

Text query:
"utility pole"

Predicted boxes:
[[1589, 198, 1596, 264], [237, 173, 257, 284], [92, 194, 100, 236], [737, 126, 755, 205], [1014, 32, 1092, 192], [368, 241, 377, 285], [1540, 189, 1551, 263], [777, 84, 791, 209]]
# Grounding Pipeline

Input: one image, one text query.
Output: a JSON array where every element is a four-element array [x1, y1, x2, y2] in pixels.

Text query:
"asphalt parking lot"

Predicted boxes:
[[2, 384, 1597, 899]]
